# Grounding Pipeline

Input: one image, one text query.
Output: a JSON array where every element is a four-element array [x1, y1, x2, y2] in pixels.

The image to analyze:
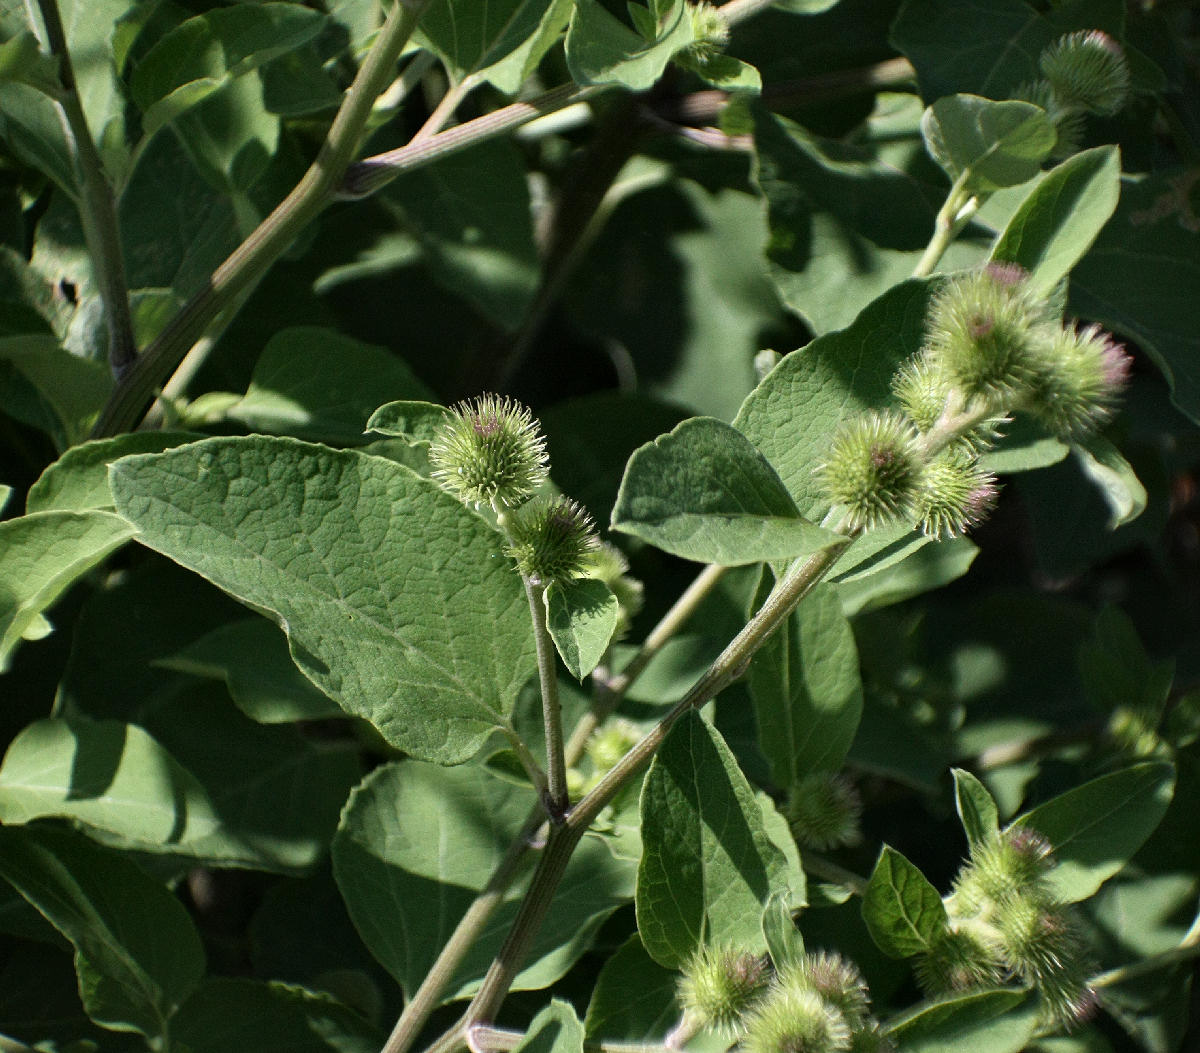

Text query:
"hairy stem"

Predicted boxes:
[[912, 170, 978, 279], [90, 0, 432, 437], [525, 575, 569, 818], [33, 0, 136, 377]]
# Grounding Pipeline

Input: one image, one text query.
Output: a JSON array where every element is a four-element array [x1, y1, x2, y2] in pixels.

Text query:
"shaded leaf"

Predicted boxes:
[[331, 762, 635, 1000], [365, 400, 452, 444], [612, 417, 840, 565], [109, 437, 534, 764], [1072, 434, 1146, 530], [566, 0, 695, 90], [0, 824, 204, 1040], [636, 710, 794, 968], [885, 988, 1039, 1053], [762, 890, 805, 971], [172, 978, 380, 1053], [862, 845, 947, 958], [0, 510, 135, 672], [1014, 761, 1176, 902], [749, 582, 863, 787], [514, 1001, 585, 1053], [585, 934, 679, 1042]]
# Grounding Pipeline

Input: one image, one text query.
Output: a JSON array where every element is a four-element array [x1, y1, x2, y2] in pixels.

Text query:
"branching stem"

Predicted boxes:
[[912, 170, 979, 279]]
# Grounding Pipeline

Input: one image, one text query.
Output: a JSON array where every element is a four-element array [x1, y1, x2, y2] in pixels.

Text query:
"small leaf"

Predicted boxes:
[[1014, 761, 1176, 902], [109, 436, 534, 764], [749, 582, 863, 786], [991, 146, 1121, 296], [514, 1000, 585, 1053], [171, 978, 381, 1052], [545, 578, 619, 680], [1072, 435, 1147, 530], [921, 94, 1056, 192], [0, 823, 205, 1040], [953, 769, 1000, 853], [1078, 607, 1174, 717], [0, 510, 135, 672], [0, 333, 112, 448], [761, 891, 805, 970], [611, 417, 841, 565], [884, 988, 1039, 1053], [585, 934, 680, 1042], [862, 845, 948, 958], [566, 0, 696, 90], [0, 31, 60, 95], [636, 710, 794, 968], [365, 400, 453, 443]]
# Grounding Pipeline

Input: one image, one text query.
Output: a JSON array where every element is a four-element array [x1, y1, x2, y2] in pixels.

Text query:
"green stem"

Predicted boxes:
[[376, 559, 728, 1053], [912, 169, 978, 279], [33, 0, 136, 377], [525, 575, 569, 818], [470, 1026, 672, 1053], [802, 852, 869, 896], [90, 0, 432, 437], [462, 537, 856, 1029], [338, 83, 607, 199]]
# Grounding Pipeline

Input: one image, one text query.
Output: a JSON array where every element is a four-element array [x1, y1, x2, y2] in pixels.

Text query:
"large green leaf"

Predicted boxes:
[[130, 3, 328, 138], [1069, 171, 1200, 426], [734, 279, 934, 517], [752, 97, 986, 333], [0, 823, 204, 1041], [636, 710, 795, 968], [921, 95, 1055, 192], [611, 417, 840, 565], [384, 140, 540, 330], [748, 582, 863, 787], [158, 618, 343, 724], [0, 333, 112, 448], [565, 0, 695, 90], [861, 845, 948, 959], [584, 935, 679, 1042], [171, 979, 381, 1053], [418, 0, 573, 93], [109, 436, 535, 764], [884, 988, 1040, 1053], [0, 705, 359, 871], [0, 510, 135, 672], [225, 328, 432, 443], [1014, 761, 1176, 902], [25, 432, 200, 513], [834, 534, 978, 617], [990, 146, 1121, 296], [331, 762, 635, 1000]]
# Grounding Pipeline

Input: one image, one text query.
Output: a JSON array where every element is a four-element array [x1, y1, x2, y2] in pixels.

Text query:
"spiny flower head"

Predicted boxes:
[[678, 945, 770, 1036], [741, 984, 852, 1053], [915, 453, 999, 539], [786, 773, 863, 851], [776, 951, 871, 1029], [820, 411, 923, 532], [954, 826, 1055, 909], [914, 925, 1007, 995], [1040, 30, 1130, 116], [923, 264, 1057, 405], [679, 2, 731, 70], [586, 717, 641, 775], [1023, 323, 1131, 440], [506, 496, 599, 584], [429, 394, 549, 510]]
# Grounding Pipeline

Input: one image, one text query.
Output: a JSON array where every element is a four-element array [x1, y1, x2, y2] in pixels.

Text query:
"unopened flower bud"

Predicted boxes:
[[678, 945, 769, 1036], [956, 827, 1055, 907], [820, 412, 922, 532], [678, 2, 731, 71], [1040, 30, 1130, 116], [506, 497, 598, 584], [915, 454, 998, 539], [786, 773, 863, 851], [924, 265, 1055, 405], [741, 984, 852, 1053], [915, 925, 1006, 995], [1024, 324, 1131, 440], [430, 394, 549, 509], [777, 951, 871, 1029]]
